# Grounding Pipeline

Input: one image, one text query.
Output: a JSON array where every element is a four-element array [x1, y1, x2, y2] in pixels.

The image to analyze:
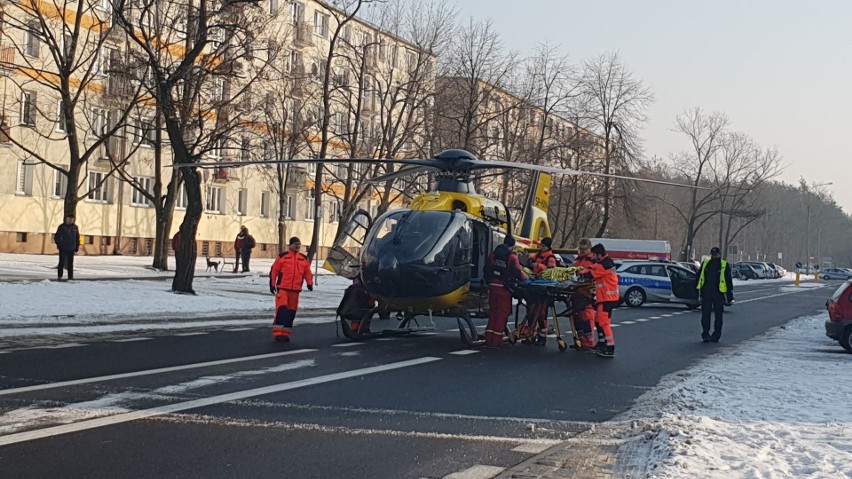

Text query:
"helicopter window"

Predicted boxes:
[[453, 222, 472, 265], [365, 211, 466, 267], [373, 214, 401, 241]]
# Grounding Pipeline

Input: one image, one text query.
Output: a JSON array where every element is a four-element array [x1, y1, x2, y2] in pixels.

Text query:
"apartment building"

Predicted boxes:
[[0, 0, 434, 258]]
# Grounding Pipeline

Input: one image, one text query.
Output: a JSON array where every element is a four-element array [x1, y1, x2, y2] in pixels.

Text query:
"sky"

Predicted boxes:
[[453, 0, 852, 213]]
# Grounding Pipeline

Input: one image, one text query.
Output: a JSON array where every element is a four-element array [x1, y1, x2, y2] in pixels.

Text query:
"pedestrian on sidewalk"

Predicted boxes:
[[236, 226, 256, 272], [54, 215, 80, 281], [698, 247, 734, 343], [269, 237, 313, 342]]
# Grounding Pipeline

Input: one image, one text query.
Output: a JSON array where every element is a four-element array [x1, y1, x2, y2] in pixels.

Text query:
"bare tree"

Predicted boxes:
[[577, 51, 653, 237], [1, 0, 144, 218], [115, 0, 274, 292]]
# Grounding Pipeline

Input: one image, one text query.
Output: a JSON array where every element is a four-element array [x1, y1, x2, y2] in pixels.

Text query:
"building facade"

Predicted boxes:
[[0, 0, 433, 259]]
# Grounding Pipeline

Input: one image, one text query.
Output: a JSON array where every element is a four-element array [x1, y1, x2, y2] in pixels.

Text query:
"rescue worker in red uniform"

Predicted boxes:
[[483, 235, 527, 348], [525, 237, 559, 345], [269, 237, 313, 341], [572, 238, 598, 349], [581, 243, 619, 358]]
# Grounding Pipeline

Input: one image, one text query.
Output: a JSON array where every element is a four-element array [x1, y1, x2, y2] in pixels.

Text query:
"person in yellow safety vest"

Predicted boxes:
[[697, 247, 735, 343]]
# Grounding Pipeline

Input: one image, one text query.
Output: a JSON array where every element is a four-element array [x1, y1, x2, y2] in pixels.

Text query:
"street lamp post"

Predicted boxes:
[[804, 181, 832, 273]]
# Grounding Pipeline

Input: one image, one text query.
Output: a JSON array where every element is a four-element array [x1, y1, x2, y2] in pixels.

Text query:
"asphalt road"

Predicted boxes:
[[0, 280, 836, 478]]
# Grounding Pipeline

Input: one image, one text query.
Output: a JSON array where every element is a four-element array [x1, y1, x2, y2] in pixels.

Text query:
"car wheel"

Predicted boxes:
[[625, 287, 646, 307], [686, 303, 700, 310], [841, 326, 852, 354], [823, 275, 831, 281]]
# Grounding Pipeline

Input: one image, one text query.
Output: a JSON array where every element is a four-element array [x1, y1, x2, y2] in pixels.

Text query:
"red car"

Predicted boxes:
[[826, 280, 852, 353]]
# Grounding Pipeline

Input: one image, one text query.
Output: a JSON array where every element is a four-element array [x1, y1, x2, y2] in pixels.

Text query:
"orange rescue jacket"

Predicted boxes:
[[588, 255, 619, 303], [271, 251, 314, 291]]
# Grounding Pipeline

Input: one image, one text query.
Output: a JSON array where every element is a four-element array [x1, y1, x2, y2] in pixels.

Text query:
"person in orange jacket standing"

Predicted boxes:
[[269, 237, 313, 341], [581, 243, 619, 358], [571, 238, 598, 349]]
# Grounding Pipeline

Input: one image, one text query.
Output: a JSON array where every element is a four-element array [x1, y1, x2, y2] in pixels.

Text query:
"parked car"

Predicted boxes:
[[768, 263, 787, 278], [742, 262, 771, 279], [734, 262, 761, 280], [826, 280, 852, 353], [821, 268, 852, 281], [616, 262, 700, 309]]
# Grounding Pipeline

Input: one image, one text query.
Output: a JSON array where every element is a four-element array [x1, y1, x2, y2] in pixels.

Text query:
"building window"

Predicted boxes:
[[209, 138, 225, 161], [201, 241, 210, 256], [329, 201, 340, 223], [289, 1, 303, 24], [21, 91, 36, 126], [131, 176, 154, 206], [90, 108, 107, 139], [214, 242, 222, 256], [284, 194, 294, 219], [56, 100, 67, 132], [240, 137, 251, 162], [88, 171, 110, 202], [53, 169, 68, 198], [176, 183, 188, 209], [305, 189, 315, 220], [237, 188, 248, 215], [16, 232, 27, 243], [25, 21, 40, 57], [205, 185, 223, 213], [144, 238, 153, 255], [129, 237, 138, 255], [16, 160, 32, 195], [260, 191, 270, 217], [269, 0, 278, 15], [136, 117, 155, 146], [313, 11, 328, 37]]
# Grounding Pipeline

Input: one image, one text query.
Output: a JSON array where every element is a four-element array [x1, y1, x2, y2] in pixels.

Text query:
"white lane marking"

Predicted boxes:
[[174, 332, 208, 337], [661, 314, 674, 317], [649, 316, 662, 320], [636, 318, 650, 322], [375, 338, 396, 341], [0, 350, 317, 397], [512, 442, 553, 454], [620, 321, 636, 325], [111, 338, 152, 342], [610, 324, 620, 328], [0, 356, 442, 446], [449, 350, 480, 356], [226, 328, 255, 332], [331, 342, 365, 348], [443, 465, 506, 479], [13, 343, 86, 351], [737, 289, 819, 304]]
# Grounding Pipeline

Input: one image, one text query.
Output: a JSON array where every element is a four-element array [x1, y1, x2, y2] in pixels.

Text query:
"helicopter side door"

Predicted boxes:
[[470, 221, 493, 284], [323, 209, 372, 280]]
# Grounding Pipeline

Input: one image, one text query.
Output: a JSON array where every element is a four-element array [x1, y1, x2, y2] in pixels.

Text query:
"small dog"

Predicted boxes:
[[205, 257, 220, 272]]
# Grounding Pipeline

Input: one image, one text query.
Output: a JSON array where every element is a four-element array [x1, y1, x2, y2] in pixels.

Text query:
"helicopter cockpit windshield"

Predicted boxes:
[[362, 210, 472, 299]]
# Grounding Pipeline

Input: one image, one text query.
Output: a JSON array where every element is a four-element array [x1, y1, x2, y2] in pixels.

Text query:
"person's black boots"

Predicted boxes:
[[596, 345, 615, 358]]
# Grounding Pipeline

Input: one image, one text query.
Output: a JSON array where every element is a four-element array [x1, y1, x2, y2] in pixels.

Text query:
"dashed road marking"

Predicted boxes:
[[649, 316, 662, 320], [661, 314, 674, 317], [225, 328, 255, 332], [0, 349, 317, 397], [636, 318, 650, 322], [610, 324, 621, 328], [449, 350, 480, 356], [375, 338, 397, 341], [111, 337, 152, 342], [331, 342, 365, 348], [175, 332, 208, 337], [46, 343, 85, 349], [620, 321, 635, 325]]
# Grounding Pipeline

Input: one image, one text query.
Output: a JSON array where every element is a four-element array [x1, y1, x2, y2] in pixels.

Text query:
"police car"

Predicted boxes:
[[616, 261, 700, 308]]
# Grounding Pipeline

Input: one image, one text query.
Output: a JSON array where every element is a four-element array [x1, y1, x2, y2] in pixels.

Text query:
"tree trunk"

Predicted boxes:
[[172, 168, 202, 293], [64, 166, 80, 219]]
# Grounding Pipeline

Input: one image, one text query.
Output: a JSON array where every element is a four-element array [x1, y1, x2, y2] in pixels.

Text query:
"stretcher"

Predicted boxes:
[[509, 278, 595, 351]]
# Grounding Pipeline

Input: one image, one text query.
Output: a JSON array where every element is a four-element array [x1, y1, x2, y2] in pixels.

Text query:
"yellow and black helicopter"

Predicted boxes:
[[187, 149, 701, 345]]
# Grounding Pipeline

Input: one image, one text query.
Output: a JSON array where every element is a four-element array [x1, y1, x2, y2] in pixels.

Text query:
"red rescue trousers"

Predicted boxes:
[[273, 290, 301, 338], [595, 302, 616, 346], [485, 285, 512, 347]]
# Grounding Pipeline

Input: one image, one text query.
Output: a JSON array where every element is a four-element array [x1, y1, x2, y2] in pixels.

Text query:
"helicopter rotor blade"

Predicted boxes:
[[367, 166, 435, 184], [468, 159, 708, 190], [165, 158, 438, 169]]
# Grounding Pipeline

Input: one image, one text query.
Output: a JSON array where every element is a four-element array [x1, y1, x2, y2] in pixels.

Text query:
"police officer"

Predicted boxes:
[[483, 235, 527, 348], [698, 247, 734, 343]]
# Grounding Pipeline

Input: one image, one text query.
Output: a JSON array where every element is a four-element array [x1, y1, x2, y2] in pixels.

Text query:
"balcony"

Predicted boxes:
[[293, 24, 313, 47]]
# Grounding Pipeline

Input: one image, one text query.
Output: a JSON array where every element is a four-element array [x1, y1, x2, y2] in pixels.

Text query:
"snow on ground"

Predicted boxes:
[[0, 253, 351, 329], [623, 313, 852, 478]]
